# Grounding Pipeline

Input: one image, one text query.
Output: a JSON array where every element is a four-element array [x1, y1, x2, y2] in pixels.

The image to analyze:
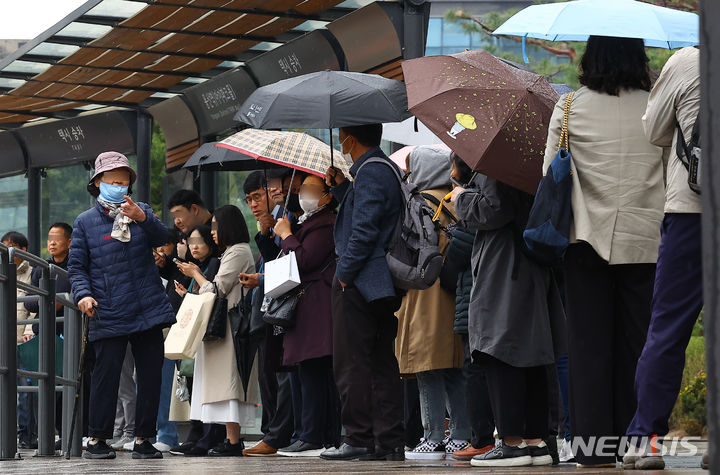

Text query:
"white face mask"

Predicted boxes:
[[299, 192, 326, 214], [338, 135, 354, 165]]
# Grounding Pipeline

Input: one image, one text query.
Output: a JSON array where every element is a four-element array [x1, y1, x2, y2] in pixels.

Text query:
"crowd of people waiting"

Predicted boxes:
[[4, 39, 708, 470]]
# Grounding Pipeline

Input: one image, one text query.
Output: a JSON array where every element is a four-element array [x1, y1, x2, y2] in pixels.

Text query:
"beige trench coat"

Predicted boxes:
[[196, 243, 258, 406], [544, 87, 665, 265], [395, 189, 464, 375]]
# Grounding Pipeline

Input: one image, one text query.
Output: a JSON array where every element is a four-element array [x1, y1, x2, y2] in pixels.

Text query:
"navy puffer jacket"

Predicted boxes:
[[441, 226, 476, 335], [68, 201, 176, 342]]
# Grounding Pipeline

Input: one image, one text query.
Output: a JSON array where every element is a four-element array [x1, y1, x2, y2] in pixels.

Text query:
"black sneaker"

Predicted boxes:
[[55, 439, 62, 451], [529, 441, 553, 466], [359, 446, 405, 461], [470, 442, 532, 467], [170, 442, 196, 455], [132, 440, 163, 459], [208, 439, 245, 457], [82, 439, 116, 459]]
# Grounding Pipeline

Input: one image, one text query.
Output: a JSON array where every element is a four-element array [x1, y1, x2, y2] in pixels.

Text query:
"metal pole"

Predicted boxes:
[[402, 0, 430, 60], [700, 1, 719, 468], [27, 168, 42, 256], [0, 249, 18, 460], [62, 305, 82, 457], [136, 111, 153, 204], [37, 270, 56, 456]]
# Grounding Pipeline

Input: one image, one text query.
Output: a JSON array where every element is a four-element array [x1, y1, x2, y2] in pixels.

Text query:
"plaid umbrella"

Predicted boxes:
[[402, 50, 559, 195], [217, 129, 351, 178]]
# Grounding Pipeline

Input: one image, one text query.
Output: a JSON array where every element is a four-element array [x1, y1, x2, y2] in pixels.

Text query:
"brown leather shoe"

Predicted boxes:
[[242, 440, 278, 457], [452, 444, 495, 460]]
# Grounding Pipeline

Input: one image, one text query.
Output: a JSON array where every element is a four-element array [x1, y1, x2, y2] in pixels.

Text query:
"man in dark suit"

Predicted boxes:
[[320, 124, 405, 461]]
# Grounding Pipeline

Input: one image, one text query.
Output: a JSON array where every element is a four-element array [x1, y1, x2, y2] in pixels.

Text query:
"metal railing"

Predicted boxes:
[[0, 243, 83, 460]]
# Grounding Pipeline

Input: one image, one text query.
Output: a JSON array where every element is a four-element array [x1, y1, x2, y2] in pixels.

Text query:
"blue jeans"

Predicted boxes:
[[17, 374, 36, 441], [156, 358, 178, 446], [416, 368, 471, 442]]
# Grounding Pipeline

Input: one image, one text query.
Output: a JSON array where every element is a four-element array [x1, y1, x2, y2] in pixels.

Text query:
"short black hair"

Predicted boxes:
[[340, 124, 383, 147], [168, 189, 206, 211], [243, 171, 266, 195], [167, 228, 180, 245], [188, 224, 219, 258], [49, 222, 73, 240], [213, 205, 250, 249], [450, 152, 474, 185], [1, 231, 28, 249], [579, 36, 651, 96]]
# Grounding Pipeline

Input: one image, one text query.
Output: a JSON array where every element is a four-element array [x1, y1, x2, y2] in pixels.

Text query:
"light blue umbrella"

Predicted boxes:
[[494, 0, 698, 61]]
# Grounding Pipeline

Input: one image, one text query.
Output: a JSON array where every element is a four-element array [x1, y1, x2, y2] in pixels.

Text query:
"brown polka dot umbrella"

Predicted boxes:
[[401, 50, 559, 195]]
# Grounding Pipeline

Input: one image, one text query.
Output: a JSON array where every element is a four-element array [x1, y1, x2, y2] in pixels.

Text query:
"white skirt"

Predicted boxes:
[[189, 341, 256, 426]]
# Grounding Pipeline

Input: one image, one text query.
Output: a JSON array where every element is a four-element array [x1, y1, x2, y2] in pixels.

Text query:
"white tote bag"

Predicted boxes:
[[164, 292, 216, 360], [264, 251, 301, 298]]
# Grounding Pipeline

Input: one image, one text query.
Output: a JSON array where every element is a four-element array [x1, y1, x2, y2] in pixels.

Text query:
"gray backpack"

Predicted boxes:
[[356, 157, 443, 290]]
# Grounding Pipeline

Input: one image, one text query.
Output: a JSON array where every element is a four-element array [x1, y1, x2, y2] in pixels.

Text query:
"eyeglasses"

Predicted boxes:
[[187, 237, 206, 246], [211, 221, 218, 231], [244, 193, 265, 204]]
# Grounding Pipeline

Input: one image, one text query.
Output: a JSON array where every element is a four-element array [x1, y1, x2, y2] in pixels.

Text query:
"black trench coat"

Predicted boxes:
[[454, 174, 566, 368]]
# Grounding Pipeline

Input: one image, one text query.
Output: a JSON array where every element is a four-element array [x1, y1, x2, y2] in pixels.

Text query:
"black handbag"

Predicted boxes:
[[262, 259, 333, 329], [203, 283, 228, 341]]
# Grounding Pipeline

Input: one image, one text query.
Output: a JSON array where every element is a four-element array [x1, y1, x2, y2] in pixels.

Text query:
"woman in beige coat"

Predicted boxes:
[[177, 205, 257, 457], [542, 36, 664, 467], [395, 146, 466, 460]]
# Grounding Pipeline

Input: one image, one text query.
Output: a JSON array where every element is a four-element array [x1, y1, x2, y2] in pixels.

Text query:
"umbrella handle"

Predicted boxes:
[[282, 168, 297, 218], [328, 127, 337, 186]]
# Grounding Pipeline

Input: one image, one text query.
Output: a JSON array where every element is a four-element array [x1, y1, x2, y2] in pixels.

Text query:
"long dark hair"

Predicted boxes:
[[188, 224, 219, 262], [579, 36, 651, 96], [213, 205, 250, 250]]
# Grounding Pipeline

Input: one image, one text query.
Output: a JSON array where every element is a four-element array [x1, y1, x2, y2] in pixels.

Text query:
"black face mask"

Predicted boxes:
[[286, 193, 303, 214]]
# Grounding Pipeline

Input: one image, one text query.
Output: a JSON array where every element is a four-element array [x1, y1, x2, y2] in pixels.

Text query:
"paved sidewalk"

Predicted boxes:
[[0, 448, 708, 474]]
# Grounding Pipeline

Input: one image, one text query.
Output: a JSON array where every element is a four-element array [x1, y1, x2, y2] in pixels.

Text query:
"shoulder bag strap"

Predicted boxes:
[[557, 92, 574, 152]]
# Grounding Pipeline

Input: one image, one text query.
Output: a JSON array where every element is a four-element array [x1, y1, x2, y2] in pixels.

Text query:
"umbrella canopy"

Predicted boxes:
[[383, 117, 443, 146], [217, 129, 351, 178], [402, 49, 559, 195], [183, 142, 283, 172], [234, 70, 411, 129], [389, 143, 452, 171], [493, 0, 698, 48]]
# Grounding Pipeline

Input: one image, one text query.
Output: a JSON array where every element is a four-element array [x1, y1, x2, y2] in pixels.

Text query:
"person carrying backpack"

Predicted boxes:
[[321, 124, 405, 462], [623, 46, 707, 471]]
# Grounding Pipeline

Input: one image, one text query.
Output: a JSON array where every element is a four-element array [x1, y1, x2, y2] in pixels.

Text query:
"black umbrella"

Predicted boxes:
[[228, 290, 258, 400], [234, 70, 411, 167], [183, 142, 283, 172]]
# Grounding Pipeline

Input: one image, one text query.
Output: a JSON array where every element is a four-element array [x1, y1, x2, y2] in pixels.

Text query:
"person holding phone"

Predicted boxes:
[[68, 151, 176, 460]]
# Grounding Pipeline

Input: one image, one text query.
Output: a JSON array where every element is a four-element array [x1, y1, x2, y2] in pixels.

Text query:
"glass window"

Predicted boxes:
[[427, 18, 442, 49], [0, 175, 29, 240]]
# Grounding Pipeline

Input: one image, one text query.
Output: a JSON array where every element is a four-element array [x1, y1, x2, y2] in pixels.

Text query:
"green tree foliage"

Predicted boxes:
[[150, 122, 167, 219]]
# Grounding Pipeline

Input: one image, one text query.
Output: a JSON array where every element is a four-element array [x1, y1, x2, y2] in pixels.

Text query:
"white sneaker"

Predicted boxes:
[[405, 438, 446, 460], [122, 439, 136, 451], [153, 442, 172, 452], [111, 435, 134, 451], [559, 438, 576, 463], [82, 437, 90, 449]]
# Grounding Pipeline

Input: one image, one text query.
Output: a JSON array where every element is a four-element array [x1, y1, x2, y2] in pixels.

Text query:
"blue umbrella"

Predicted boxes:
[[494, 0, 698, 61]]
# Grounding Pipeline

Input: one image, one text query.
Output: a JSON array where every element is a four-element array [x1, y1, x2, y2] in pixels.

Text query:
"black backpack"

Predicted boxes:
[[676, 117, 701, 194]]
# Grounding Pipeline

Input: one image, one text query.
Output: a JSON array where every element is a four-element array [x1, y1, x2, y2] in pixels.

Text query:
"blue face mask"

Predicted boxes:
[[98, 182, 129, 203]]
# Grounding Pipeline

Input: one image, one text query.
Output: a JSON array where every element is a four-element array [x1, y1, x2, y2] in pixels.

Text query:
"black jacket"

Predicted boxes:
[[441, 227, 475, 335], [24, 254, 70, 335]]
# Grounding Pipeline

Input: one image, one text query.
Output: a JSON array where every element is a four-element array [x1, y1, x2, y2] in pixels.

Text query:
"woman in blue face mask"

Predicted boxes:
[[67, 151, 176, 461]]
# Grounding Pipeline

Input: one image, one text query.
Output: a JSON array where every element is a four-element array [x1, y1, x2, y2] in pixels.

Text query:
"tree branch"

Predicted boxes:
[[470, 18, 578, 62]]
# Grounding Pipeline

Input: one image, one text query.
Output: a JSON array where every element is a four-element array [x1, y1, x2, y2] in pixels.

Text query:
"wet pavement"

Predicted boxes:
[[0, 445, 708, 474]]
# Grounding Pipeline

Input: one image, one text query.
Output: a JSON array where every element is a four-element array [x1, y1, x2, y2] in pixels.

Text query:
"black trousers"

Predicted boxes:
[[88, 326, 164, 440], [477, 352, 548, 440], [462, 334, 495, 448], [403, 379, 423, 448], [563, 242, 655, 464], [257, 327, 294, 449], [331, 279, 404, 449], [294, 356, 341, 447]]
